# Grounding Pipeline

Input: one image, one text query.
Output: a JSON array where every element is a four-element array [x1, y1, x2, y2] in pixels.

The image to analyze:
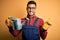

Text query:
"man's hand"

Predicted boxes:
[[43, 21, 51, 30], [5, 16, 13, 28]]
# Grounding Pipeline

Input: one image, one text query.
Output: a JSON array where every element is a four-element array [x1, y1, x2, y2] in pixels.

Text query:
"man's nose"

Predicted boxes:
[[30, 9, 32, 12]]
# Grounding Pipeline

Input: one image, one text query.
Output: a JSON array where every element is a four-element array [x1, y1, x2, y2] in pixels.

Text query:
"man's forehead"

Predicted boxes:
[[28, 4, 36, 7]]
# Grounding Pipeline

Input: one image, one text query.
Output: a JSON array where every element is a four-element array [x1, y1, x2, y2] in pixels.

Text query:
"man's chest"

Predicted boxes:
[[21, 18, 40, 27]]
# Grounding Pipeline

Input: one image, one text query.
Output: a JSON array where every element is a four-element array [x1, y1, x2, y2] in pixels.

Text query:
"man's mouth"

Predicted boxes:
[[29, 12, 34, 15]]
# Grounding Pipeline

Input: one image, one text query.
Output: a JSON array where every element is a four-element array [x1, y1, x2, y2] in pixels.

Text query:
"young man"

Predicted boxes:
[[5, 1, 47, 40]]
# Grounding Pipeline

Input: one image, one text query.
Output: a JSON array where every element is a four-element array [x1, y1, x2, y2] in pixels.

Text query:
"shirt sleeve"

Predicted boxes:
[[8, 18, 26, 37], [8, 18, 25, 37], [9, 26, 21, 37], [39, 18, 47, 39]]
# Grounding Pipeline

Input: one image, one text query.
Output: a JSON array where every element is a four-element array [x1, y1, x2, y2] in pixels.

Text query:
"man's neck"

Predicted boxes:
[[25, 15, 36, 20]]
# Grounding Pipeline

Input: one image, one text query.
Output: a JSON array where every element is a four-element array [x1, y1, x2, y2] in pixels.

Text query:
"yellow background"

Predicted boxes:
[[0, 0, 60, 40]]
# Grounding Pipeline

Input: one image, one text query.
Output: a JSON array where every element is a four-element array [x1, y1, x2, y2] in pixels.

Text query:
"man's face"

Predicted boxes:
[[27, 4, 36, 16]]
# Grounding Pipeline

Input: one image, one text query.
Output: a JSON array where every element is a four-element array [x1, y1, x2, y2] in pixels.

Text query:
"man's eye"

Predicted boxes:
[[28, 7, 36, 9], [32, 7, 35, 9]]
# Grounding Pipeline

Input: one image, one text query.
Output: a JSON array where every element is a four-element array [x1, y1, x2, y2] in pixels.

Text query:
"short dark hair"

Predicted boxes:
[[27, 1, 36, 7]]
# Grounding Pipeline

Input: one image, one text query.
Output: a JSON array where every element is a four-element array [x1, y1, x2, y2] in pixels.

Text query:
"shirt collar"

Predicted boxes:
[[26, 15, 37, 20]]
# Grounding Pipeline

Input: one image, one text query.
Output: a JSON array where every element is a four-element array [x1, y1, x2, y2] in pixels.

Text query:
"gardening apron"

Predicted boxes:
[[22, 18, 40, 40]]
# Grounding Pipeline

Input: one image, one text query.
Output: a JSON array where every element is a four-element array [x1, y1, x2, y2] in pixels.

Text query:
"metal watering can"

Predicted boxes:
[[9, 17, 22, 30]]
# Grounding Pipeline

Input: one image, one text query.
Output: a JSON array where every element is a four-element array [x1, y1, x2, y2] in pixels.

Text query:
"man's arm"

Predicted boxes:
[[9, 27, 21, 37], [39, 18, 47, 40], [5, 18, 22, 37], [40, 28, 47, 40]]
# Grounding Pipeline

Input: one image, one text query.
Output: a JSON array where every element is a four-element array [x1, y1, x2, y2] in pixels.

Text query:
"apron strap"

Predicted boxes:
[[24, 18, 28, 26], [34, 18, 39, 26]]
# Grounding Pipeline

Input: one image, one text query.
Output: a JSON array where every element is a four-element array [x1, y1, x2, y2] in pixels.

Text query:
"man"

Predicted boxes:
[[5, 1, 48, 40]]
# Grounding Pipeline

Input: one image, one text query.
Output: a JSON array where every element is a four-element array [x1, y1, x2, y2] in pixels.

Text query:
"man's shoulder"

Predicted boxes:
[[37, 17, 44, 25], [37, 17, 44, 22]]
